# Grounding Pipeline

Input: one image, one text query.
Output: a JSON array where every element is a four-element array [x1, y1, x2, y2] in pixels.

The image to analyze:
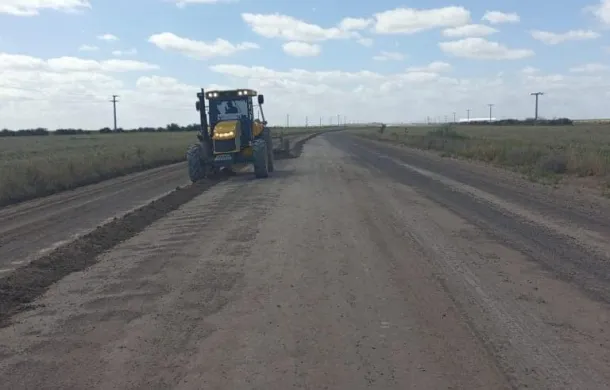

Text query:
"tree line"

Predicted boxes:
[[0, 122, 303, 137], [0, 123, 202, 137]]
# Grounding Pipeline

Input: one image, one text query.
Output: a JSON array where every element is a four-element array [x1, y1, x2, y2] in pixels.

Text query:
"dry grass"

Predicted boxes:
[[353, 123, 610, 186], [0, 132, 196, 206]]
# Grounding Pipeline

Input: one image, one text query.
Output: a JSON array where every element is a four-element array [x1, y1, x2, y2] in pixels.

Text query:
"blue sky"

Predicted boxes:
[[1, 0, 609, 128]]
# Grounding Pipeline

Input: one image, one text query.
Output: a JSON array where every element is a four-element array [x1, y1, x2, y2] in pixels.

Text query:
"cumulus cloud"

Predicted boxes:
[[530, 29, 600, 45], [442, 24, 498, 38], [338, 17, 373, 31], [439, 38, 534, 60], [282, 41, 321, 57], [2, 57, 610, 128], [0, 0, 90, 16], [481, 11, 520, 24], [241, 13, 357, 42], [373, 6, 471, 34], [148, 32, 258, 59], [0, 53, 158, 72]]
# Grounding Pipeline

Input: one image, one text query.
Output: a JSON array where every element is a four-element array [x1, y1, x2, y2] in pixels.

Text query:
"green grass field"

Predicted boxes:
[[353, 123, 610, 189], [0, 126, 327, 207]]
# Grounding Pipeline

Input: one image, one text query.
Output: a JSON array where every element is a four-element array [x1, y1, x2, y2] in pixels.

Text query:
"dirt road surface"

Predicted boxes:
[[1, 132, 610, 389]]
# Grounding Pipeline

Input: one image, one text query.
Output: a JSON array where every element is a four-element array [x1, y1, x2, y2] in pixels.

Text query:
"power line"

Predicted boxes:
[[110, 95, 119, 131]]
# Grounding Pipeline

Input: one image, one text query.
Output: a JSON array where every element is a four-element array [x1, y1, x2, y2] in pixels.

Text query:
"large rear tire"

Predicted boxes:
[[186, 143, 207, 183], [252, 139, 269, 178]]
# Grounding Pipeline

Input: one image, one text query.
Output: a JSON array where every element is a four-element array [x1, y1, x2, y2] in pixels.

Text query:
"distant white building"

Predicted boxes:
[[457, 117, 496, 122]]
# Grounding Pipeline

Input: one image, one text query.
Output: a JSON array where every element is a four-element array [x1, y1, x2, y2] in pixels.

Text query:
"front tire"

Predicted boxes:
[[186, 143, 206, 182], [252, 139, 269, 178]]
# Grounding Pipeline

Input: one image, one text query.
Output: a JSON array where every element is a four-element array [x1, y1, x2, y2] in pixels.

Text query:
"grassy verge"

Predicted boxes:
[[0, 132, 197, 206], [352, 123, 610, 188]]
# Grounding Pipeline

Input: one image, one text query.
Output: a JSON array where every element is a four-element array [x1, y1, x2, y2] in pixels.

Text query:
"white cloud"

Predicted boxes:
[[530, 29, 600, 45], [338, 17, 372, 31], [2, 56, 610, 128], [0, 52, 171, 129], [241, 13, 356, 42], [148, 32, 258, 59], [0, 53, 158, 72], [569, 63, 609, 72], [112, 48, 137, 56], [204, 63, 610, 124], [78, 44, 99, 52], [282, 41, 321, 57], [406, 61, 452, 73], [439, 38, 534, 60], [97, 33, 118, 41], [373, 51, 405, 61], [373, 6, 471, 34], [481, 11, 520, 24], [0, 0, 90, 16], [586, 0, 610, 25], [442, 24, 498, 37]]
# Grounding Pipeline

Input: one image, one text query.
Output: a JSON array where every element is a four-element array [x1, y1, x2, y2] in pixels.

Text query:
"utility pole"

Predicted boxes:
[[110, 95, 119, 131], [466, 109, 470, 121], [487, 104, 494, 122], [305, 116, 308, 127], [530, 92, 544, 123], [337, 114, 340, 126], [286, 114, 289, 128], [319, 117, 322, 127], [453, 112, 456, 123]]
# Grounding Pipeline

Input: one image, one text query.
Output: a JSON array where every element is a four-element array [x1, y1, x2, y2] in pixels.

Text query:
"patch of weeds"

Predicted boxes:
[[426, 124, 469, 140]]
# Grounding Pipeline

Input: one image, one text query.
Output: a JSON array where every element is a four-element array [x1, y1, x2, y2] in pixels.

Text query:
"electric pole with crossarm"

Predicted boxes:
[[110, 95, 119, 131], [530, 92, 544, 123]]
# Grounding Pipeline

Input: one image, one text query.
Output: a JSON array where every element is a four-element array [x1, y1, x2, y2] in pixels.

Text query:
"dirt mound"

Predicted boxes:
[[0, 177, 227, 327]]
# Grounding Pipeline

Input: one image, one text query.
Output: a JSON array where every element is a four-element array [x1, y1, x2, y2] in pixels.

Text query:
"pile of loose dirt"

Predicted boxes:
[[0, 177, 227, 327]]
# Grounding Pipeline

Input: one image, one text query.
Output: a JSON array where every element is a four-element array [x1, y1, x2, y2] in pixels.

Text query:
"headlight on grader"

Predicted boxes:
[[213, 131, 235, 140]]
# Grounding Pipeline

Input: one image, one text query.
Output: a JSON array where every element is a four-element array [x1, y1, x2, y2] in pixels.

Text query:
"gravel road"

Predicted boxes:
[[1, 132, 609, 389]]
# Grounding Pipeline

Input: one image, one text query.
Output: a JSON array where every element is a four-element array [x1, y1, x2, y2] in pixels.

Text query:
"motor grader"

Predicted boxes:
[[187, 88, 273, 182]]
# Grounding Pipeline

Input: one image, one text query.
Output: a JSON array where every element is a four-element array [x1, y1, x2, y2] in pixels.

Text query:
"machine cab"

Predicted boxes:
[[196, 89, 266, 154]]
